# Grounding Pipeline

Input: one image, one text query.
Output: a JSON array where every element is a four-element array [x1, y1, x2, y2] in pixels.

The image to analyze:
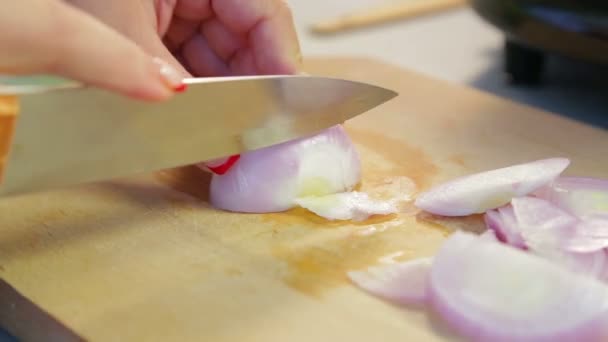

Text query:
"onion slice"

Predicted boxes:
[[562, 216, 608, 254], [348, 258, 432, 306], [414, 158, 570, 216], [429, 231, 608, 342], [533, 246, 608, 281], [295, 192, 397, 221], [512, 197, 608, 254], [484, 206, 526, 249], [511, 197, 578, 251], [535, 177, 608, 218], [479, 229, 500, 242]]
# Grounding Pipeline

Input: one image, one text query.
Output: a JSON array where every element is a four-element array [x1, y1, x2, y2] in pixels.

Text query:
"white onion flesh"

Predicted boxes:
[[207, 125, 361, 213], [479, 229, 500, 242], [429, 231, 608, 342], [348, 258, 431, 306], [511, 197, 578, 251], [295, 192, 397, 221], [535, 177, 608, 218], [414, 158, 570, 216]]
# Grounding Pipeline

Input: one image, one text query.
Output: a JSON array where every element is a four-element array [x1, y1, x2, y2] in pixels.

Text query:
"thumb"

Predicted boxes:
[[0, 1, 184, 101]]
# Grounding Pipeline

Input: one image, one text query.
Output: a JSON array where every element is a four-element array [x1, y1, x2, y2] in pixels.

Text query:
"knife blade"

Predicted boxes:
[[0, 75, 397, 197]]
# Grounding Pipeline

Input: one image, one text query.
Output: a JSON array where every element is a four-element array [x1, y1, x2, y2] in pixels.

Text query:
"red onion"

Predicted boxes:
[[483, 197, 608, 278], [511, 197, 578, 251], [479, 229, 500, 242], [512, 197, 608, 254], [535, 177, 608, 218], [534, 245, 608, 281], [348, 258, 431, 306], [348, 158, 608, 340], [429, 231, 608, 342], [484, 205, 526, 249], [415, 158, 570, 216], [561, 217, 608, 254], [207, 125, 361, 213]]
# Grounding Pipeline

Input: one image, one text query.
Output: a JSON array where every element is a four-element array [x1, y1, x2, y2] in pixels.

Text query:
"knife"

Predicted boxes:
[[0, 75, 397, 197]]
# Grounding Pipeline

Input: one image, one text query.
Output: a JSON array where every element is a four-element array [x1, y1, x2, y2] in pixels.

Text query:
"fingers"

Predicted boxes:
[[229, 50, 259, 76], [249, 3, 302, 74], [0, 0, 182, 101], [164, 16, 199, 52], [155, 0, 178, 36], [171, 0, 301, 75], [212, 0, 302, 74], [200, 19, 243, 61], [173, 0, 212, 21], [182, 35, 230, 76]]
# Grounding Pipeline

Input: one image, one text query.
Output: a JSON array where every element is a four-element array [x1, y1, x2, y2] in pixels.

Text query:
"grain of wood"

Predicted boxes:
[[0, 57, 606, 341]]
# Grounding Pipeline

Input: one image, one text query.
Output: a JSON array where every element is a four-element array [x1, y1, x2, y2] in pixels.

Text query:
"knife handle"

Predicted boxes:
[[0, 96, 18, 183]]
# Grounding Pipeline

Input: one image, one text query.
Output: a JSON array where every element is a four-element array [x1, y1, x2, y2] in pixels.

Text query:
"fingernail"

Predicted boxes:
[[153, 57, 185, 92], [173, 83, 188, 92]]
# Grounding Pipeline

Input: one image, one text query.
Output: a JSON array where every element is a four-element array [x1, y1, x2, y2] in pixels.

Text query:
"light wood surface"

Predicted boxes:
[[311, 0, 468, 35], [0, 57, 607, 341]]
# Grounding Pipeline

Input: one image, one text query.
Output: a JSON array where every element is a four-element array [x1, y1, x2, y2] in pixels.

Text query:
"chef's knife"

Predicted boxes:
[[0, 75, 397, 197]]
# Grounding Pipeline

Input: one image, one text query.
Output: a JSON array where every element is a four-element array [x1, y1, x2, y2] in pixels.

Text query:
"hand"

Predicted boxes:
[[0, 0, 184, 101], [66, 0, 302, 78]]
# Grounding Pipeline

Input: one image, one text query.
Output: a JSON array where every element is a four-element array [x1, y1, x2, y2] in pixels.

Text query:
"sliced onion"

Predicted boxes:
[[562, 216, 608, 254], [512, 197, 608, 255], [479, 229, 500, 242], [348, 258, 432, 306], [484, 206, 526, 249], [535, 177, 608, 218], [207, 125, 361, 213], [295, 192, 397, 221], [429, 231, 608, 342], [414, 158, 570, 216], [511, 197, 577, 251], [533, 246, 608, 280]]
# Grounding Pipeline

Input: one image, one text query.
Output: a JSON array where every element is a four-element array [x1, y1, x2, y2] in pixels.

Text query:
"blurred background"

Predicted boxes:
[[290, 0, 608, 128]]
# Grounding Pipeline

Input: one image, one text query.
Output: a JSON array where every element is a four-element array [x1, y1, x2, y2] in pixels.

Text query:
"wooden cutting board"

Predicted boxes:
[[1, 57, 607, 342]]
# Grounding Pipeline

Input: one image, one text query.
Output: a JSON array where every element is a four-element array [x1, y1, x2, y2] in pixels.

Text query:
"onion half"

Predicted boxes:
[[207, 125, 361, 213]]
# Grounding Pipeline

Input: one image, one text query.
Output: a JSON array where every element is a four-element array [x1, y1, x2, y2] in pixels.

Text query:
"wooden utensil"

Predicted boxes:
[[311, 0, 469, 35], [0, 57, 606, 341]]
